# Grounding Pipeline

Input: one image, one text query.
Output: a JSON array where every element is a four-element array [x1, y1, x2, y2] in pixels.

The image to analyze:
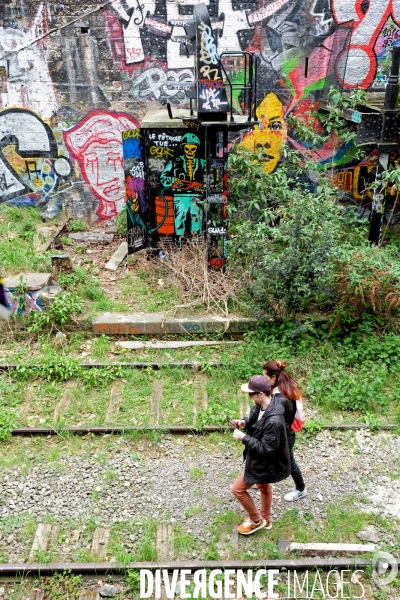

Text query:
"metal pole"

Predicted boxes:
[[368, 152, 389, 244], [384, 46, 400, 110]]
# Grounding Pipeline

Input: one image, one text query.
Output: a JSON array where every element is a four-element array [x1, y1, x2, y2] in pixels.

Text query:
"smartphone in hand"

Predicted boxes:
[[226, 416, 239, 429]]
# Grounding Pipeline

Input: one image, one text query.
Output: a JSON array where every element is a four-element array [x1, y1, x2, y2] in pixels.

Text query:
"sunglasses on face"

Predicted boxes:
[[249, 391, 258, 397]]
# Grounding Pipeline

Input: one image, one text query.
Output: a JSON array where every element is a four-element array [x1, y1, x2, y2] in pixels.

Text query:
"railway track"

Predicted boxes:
[[7, 423, 400, 436], [0, 359, 397, 432], [0, 556, 392, 574], [0, 557, 396, 599], [0, 359, 398, 599]]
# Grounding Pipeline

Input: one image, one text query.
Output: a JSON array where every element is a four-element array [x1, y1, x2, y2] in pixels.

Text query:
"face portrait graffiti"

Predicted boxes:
[[241, 92, 288, 173], [64, 111, 139, 222]]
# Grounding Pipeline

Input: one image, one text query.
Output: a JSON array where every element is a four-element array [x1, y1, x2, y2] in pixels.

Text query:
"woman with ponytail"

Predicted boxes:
[[263, 360, 307, 502]]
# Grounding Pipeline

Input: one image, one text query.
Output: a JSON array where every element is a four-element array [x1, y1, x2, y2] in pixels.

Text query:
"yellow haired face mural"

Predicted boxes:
[[241, 92, 288, 173]]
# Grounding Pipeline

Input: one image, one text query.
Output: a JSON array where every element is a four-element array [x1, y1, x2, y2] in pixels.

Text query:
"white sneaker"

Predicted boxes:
[[285, 488, 307, 502]]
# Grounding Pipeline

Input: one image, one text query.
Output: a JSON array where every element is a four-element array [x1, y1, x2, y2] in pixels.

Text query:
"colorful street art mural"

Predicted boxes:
[[160, 133, 205, 236], [0, 108, 71, 213], [2, 0, 400, 219], [122, 128, 147, 250], [241, 93, 288, 173], [122, 127, 206, 250], [64, 111, 139, 222]]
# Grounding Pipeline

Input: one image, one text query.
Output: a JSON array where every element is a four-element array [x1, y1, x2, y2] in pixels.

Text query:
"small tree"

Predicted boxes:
[[230, 183, 342, 318]]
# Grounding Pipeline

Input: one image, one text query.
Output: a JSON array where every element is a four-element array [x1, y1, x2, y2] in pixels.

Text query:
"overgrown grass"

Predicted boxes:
[[120, 269, 182, 313], [219, 499, 396, 561], [173, 524, 199, 556], [0, 205, 52, 273], [1, 193, 400, 425], [2, 325, 400, 428]]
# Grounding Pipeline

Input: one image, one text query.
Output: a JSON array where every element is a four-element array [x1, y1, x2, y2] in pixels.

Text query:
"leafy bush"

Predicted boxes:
[[28, 291, 84, 333], [230, 184, 343, 318], [306, 363, 389, 413], [227, 90, 400, 329], [228, 146, 293, 217], [0, 407, 16, 441], [332, 245, 400, 325], [15, 355, 81, 382], [319, 86, 367, 147]]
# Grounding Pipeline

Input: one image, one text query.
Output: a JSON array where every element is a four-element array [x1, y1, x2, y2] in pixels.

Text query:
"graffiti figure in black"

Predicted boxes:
[[160, 133, 205, 236]]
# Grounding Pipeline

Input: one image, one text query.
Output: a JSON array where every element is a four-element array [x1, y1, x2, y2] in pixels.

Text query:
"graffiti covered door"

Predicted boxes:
[[122, 128, 147, 252], [123, 126, 206, 254]]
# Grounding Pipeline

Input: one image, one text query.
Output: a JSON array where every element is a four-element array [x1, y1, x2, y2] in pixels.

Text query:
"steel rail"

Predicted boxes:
[[10, 423, 398, 436], [0, 361, 223, 370], [0, 557, 395, 575]]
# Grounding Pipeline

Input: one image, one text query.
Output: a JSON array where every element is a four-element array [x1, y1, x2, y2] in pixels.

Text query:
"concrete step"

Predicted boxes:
[[93, 312, 255, 335]]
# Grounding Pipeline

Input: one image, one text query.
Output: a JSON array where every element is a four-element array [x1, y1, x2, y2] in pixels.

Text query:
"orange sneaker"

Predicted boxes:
[[237, 518, 267, 535]]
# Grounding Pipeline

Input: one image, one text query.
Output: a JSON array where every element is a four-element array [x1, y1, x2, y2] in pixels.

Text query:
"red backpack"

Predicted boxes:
[[291, 399, 305, 432]]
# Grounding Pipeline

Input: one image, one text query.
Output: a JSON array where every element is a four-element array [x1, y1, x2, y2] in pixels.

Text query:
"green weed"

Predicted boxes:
[[39, 571, 82, 599], [189, 467, 204, 479], [92, 335, 110, 359], [93, 297, 115, 311], [68, 219, 87, 232], [0, 515, 35, 535], [28, 292, 84, 333], [185, 506, 204, 518], [131, 521, 158, 562], [173, 525, 199, 555], [127, 569, 141, 592], [103, 469, 117, 481], [304, 418, 324, 435], [362, 412, 382, 431], [115, 207, 127, 235], [58, 268, 88, 287], [0, 406, 16, 441], [60, 236, 73, 246], [15, 354, 80, 382]]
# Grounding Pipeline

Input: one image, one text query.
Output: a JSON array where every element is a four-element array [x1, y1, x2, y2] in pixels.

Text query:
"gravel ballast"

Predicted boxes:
[[0, 429, 398, 562]]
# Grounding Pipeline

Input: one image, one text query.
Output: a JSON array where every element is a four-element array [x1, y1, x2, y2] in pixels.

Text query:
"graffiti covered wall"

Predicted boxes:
[[1, 0, 400, 221]]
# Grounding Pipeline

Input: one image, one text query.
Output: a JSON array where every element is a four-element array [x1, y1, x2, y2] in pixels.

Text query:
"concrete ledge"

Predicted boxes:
[[92, 312, 256, 335], [289, 543, 376, 557], [4, 273, 51, 291]]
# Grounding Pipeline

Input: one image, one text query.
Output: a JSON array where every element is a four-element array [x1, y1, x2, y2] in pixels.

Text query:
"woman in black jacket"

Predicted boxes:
[[263, 360, 306, 502], [231, 375, 290, 535]]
